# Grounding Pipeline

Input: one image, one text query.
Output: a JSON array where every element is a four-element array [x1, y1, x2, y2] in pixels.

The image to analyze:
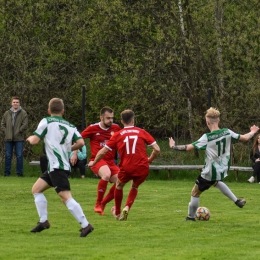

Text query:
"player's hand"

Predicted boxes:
[[70, 153, 78, 166], [88, 161, 94, 167], [26, 136, 32, 144], [169, 137, 175, 148], [250, 125, 259, 134]]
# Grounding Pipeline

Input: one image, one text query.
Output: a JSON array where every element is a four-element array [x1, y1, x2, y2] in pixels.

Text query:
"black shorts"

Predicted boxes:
[[40, 169, 71, 193], [195, 175, 219, 192]]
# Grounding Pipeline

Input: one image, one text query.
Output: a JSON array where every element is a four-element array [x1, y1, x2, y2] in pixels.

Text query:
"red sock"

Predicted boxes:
[[97, 179, 108, 204], [114, 188, 123, 215], [125, 188, 138, 209], [101, 184, 115, 206]]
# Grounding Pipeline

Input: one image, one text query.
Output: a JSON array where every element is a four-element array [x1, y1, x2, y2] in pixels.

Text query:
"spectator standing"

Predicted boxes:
[[1, 96, 28, 177]]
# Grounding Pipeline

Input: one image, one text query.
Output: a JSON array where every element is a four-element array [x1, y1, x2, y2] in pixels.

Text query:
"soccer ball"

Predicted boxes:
[[196, 206, 210, 221]]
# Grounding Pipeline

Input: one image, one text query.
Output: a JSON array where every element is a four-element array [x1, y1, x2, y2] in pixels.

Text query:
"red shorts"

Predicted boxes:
[[118, 166, 149, 188], [90, 159, 119, 176]]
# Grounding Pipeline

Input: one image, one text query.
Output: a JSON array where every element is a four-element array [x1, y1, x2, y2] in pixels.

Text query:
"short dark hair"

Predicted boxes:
[[100, 106, 113, 116], [48, 98, 64, 114], [121, 110, 135, 124]]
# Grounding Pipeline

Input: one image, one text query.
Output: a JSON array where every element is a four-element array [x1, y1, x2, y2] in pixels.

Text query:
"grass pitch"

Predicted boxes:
[[0, 176, 260, 260]]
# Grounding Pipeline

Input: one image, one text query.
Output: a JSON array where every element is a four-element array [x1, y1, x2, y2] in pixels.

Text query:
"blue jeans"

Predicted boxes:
[[5, 141, 24, 176]]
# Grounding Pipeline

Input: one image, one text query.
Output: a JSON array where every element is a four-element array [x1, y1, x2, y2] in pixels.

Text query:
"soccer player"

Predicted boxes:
[[27, 98, 93, 237], [80, 106, 121, 215], [88, 109, 160, 220], [168, 107, 259, 221]]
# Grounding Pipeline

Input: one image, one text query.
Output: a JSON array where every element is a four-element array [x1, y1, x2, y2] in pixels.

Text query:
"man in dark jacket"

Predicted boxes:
[[1, 96, 28, 177]]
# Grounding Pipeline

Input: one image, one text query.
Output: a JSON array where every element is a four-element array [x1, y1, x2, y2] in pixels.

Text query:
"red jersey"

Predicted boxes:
[[81, 122, 121, 162], [105, 126, 156, 172]]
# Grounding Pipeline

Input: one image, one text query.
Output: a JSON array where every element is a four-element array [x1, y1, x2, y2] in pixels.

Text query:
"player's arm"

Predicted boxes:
[[80, 126, 91, 139], [27, 135, 41, 145], [169, 137, 194, 151], [70, 151, 78, 166], [148, 143, 160, 163], [71, 138, 84, 151], [70, 139, 84, 165], [88, 146, 109, 167], [239, 125, 259, 141], [27, 119, 47, 145]]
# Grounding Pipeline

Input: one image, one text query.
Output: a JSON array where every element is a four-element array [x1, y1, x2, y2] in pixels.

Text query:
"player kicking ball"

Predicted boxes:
[[169, 107, 259, 221]]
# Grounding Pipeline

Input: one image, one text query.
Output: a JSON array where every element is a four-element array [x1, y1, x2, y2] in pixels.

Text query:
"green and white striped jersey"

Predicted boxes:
[[192, 128, 240, 181], [33, 116, 82, 172]]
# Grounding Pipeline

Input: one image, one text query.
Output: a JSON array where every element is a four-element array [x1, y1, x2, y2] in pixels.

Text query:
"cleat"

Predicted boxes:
[[99, 203, 105, 216], [119, 206, 129, 221], [111, 206, 120, 220], [30, 220, 50, 232], [247, 176, 254, 183], [185, 217, 196, 221], [79, 224, 94, 237], [94, 203, 102, 214], [235, 199, 246, 208]]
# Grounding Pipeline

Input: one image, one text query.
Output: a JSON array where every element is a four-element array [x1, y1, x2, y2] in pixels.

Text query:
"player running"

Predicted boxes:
[[27, 98, 93, 237], [79, 106, 120, 215], [88, 109, 160, 220]]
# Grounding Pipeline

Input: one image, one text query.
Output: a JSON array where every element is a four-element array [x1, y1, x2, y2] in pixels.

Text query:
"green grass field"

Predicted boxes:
[[1, 176, 260, 260]]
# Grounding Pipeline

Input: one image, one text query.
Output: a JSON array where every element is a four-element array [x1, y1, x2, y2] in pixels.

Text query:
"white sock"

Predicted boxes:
[[188, 196, 199, 218], [66, 198, 89, 228], [215, 181, 237, 202], [33, 193, 48, 222]]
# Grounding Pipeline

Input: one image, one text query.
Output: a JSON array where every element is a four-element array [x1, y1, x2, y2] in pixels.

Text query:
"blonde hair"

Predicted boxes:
[[205, 107, 220, 124], [48, 98, 64, 114]]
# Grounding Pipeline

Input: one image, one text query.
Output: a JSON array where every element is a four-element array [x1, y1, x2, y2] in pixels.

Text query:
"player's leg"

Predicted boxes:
[[59, 190, 93, 236], [113, 176, 127, 218], [119, 169, 149, 221], [119, 184, 137, 221], [93, 163, 112, 213], [30, 176, 52, 232], [215, 181, 246, 208], [186, 175, 216, 221], [52, 170, 94, 237], [187, 184, 201, 221], [100, 182, 116, 215], [100, 165, 119, 215]]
